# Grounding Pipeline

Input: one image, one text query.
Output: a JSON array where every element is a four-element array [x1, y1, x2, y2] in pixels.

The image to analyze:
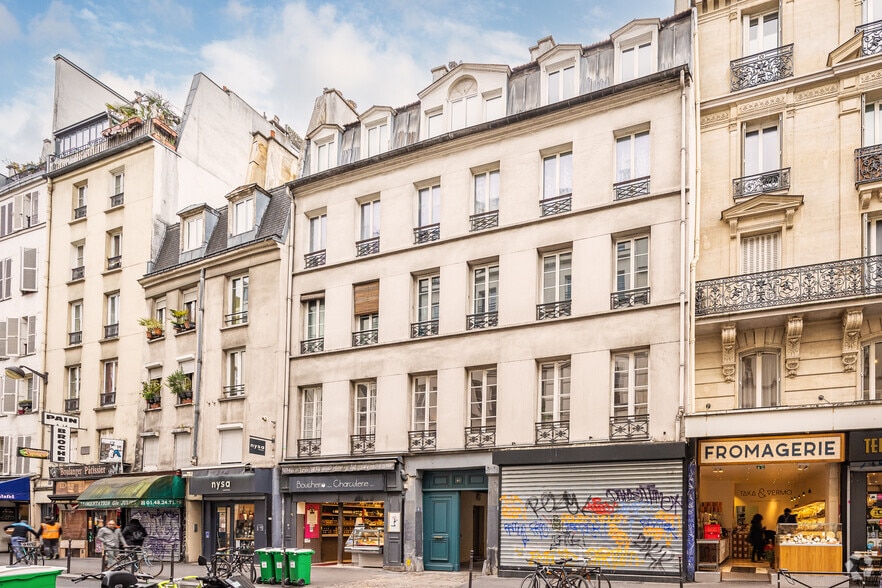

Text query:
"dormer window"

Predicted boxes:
[[621, 41, 652, 82], [182, 215, 204, 251], [314, 137, 336, 173], [367, 122, 389, 157], [613, 20, 659, 84], [232, 197, 254, 235], [450, 77, 479, 131], [547, 61, 576, 103], [426, 108, 443, 139]]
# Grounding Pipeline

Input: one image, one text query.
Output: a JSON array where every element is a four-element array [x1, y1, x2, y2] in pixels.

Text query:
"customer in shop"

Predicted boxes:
[[122, 518, 148, 547], [40, 515, 62, 559], [96, 520, 127, 569], [777, 508, 797, 524], [749, 513, 766, 562], [3, 519, 40, 561]]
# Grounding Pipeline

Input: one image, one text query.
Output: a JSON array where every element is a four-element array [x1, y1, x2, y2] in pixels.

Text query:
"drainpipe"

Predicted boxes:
[[36, 176, 54, 523], [190, 268, 206, 465], [278, 185, 295, 548], [687, 6, 703, 435], [678, 68, 689, 442]]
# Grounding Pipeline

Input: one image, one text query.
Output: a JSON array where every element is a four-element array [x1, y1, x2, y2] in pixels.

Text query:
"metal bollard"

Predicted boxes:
[[66, 538, 72, 572], [679, 555, 683, 588], [469, 549, 474, 588], [169, 544, 175, 581]]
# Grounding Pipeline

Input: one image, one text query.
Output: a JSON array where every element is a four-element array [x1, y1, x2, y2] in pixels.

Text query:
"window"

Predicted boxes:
[[469, 368, 497, 428], [4, 316, 36, 356], [865, 100, 882, 147], [225, 350, 245, 397], [866, 0, 882, 23], [308, 214, 326, 253], [305, 298, 324, 341], [182, 215, 204, 251], [174, 433, 191, 469], [219, 428, 243, 464], [102, 359, 117, 406], [66, 365, 81, 412], [357, 313, 378, 332], [354, 381, 377, 435], [0, 200, 11, 237], [55, 118, 107, 156], [543, 151, 573, 199], [745, 12, 779, 56], [473, 264, 499, 316], [613, 350, 649, 417], [142, 436, 159, 471], [450, 78, 480, 130], [23, 377, 38, 409], [739, 350, 780, 408], [542, 251, 572, 304], [360, 199, 381, 241], [315, 138, 336, 173], [228, 275, 248, 325], [427, 111, 443, 138], [73, 183, 87, 219], [0, 258, 10, 300], [416, 275, 440, 323], [12, 435, 31, 474], [112, 171, 124, 196], [69, 301, 83, 345], [741, 232, 780, 273], [367, 123, 389, 157], [22, 191, 39, 227], [616, 131, 650, 182], [743, 120, 780, 176], [548, 64, 575, 103], [232, 197, 254, 235], [182, 288, 197, 326], [473, 170, 499, 214], [18, 248, 37, 292], [107, 231, 122, 270], [412, 375, 437, 431], [539, 360, 570, 422], [71, 242, 85, 281], [353, 281, 379, 345], [154, 297, 166, 326], [1, 376, 15, 415], [302, 387, 322, 440], [621, 42, 652, 82], [105, 293, 120, 338], [862, 342, 882, 400], [615, 236, 649, 292], [418, 185, 440, 227]]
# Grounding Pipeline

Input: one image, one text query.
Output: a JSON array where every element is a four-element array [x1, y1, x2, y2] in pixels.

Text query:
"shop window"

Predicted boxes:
[[739, 350, 780, 408]]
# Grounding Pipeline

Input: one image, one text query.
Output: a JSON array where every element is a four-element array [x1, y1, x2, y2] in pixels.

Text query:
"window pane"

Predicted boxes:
[[616, 137, 631, 182], [489, 170, 500, 211], [637, 43, 651, 77], [559, 152, 573, 195], [474, 173, 487, 213], [622, 47, 635, 82], [744, 130, 759, 176], [548, 70, 560, 103], [559, 252, 572, 301], [562, 66, 575, 100], [740, 355, 756, 408], [761, 126, 778, 173], [761, 353, 778, 406], [543, 156, 557, 199], [635, 132, 650, 177]]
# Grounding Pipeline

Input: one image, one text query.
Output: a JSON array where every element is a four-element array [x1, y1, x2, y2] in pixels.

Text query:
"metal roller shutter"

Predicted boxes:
[[499, 460, 684, 576]]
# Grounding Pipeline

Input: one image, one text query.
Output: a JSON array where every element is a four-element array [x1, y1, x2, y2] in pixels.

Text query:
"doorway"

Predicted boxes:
[[421, 469, 488, 572]]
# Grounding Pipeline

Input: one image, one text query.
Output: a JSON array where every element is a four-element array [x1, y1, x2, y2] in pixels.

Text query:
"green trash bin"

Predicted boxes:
[[255, 548, 275, 584], [270, 548, 288, 584], [285, 548, 314, 586], [0, 566, 63, 588]]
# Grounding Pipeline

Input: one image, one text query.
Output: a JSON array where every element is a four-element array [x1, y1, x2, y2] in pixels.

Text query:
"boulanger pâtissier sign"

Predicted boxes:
[[698, 434, 844, 465]]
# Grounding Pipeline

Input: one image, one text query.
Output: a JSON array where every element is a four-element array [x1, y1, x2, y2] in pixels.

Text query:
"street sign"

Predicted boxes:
[[43, 412, 79, 428], [249, 437, 266, 456]]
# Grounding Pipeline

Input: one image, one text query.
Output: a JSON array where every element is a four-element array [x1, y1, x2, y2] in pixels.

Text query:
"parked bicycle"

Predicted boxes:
[[12, 540, 44, 566], [211, 546, 256, 582], [563, 562, 612, 588], [105, 545, 164, 578], [521, 558, 592, 588]]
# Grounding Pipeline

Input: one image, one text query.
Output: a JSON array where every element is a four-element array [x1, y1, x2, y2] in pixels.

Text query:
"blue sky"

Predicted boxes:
[[0, 0, 676, 166]]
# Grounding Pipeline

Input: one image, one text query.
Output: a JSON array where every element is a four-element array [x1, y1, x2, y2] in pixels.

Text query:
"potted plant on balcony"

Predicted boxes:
[[17, 399, 33, 415], [166, 369, 193, 404], [137, 317, 164, 339], [141, 379, 162, 408], [105, 91, 180, 138], [169, 308, 192, 331]]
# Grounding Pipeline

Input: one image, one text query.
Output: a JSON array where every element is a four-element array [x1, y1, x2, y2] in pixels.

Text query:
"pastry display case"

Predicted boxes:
[[344, 526, 384, 568], [777, 521, 842, 572]]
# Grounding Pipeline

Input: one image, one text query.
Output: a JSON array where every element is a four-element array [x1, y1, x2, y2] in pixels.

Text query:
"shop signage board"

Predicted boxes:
[[848, 429, 882, 461], [18, 447, 49, 459], [43, 412, 79, 428], [187, 470, 271, 495], [50, 425, 70, 463], [288, 473, 386, 492], [698, 434, 844, 465], [248, 436, 267, 456], [49, 462, 121, 479]]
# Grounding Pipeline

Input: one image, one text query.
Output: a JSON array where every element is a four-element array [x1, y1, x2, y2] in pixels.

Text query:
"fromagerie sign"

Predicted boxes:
[[699, 434, 844, 465]]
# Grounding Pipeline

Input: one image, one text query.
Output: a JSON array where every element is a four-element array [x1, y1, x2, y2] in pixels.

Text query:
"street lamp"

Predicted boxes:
[[4, 365, 48, 384]]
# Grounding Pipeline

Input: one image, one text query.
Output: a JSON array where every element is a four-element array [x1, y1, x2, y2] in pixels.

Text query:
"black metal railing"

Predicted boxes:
[[857, 20, 882, 56], [99, 393, 116, 407], [611, 287, 651, 309], [730, 44, 794, 91], [536, 300, 571, 320], [469, 210, 498, 232], [109, 193, 124, 207], [173, 322, 195, 334], [300, 337, 324, 354], [68, 331, 82, 346], [64, 398, 80, 412], [464, 426, 496, 449], [609, 414, 650, 440], [352, 329, 378, 347], [70, 266, 84, 281], [355, 236, 380, 257], [413, 223, 440, 244], [297, 438, 321, 457], [535, 420, 570, 444], [48, 118, 178, 172], [733, 167, 791, 198], [223, 384, 245, 398], [696, 254, 882, 316], [224, 311, 248, 326], [467, 312, 498, 330], [103, 323, 119, 339], [304, 250, 326, 268], [540, 194, 572, 217], [106, 255, 121, 270], [856, 144, 882, 185], [410, 320, 439, 338], [350, 434, 376, 454], [408, 430, 437, 451], [73, 205, 87, 220], [613, 176, 650, 201]]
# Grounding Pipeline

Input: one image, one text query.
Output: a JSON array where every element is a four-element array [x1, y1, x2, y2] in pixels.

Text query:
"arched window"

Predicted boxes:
[[449, 77, 479, 131], [739, 350, 780, 408]]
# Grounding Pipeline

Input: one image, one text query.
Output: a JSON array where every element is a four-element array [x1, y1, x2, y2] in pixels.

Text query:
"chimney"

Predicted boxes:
[[431, 64, 449, 82], [530, 36, 557, 61]]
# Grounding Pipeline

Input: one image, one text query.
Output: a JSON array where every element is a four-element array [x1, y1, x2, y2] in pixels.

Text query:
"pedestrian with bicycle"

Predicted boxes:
[[96, 519, 127, 569], [122, 517, 148, 547], [4, 519, 40, 562]]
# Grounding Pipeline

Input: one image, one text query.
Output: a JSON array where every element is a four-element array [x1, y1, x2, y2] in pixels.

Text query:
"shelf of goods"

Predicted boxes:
[[319, 502, 384, 538]]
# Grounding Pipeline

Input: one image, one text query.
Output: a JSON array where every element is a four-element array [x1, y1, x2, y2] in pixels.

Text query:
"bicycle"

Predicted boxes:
[[211, 546, 256, 582], [521, 558, 590, 588], [72, 570, 143, 587], [148, 555, 233, 588], [106, 545, 164, 578], [564, 562, 612, 588], [13, 540, 45, 566]]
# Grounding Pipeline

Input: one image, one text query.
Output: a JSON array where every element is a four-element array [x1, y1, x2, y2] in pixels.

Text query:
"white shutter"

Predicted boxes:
[[741, 233, 780, 273], [29, 192, 38, 225], [20, 248, 37, 292], [2, 378, 16, 414], [5, 318, 18, 357], [0, 438, 9, 475], [1, 258, 10, 299], [14, 435, 30, 474], [11, 195, 22, 231], [219, 429, 243, 464], [174, 433, 191, 469], [25, 316, 35, 356], [0, 321, 5, 357], [142, 437, 159, 471]]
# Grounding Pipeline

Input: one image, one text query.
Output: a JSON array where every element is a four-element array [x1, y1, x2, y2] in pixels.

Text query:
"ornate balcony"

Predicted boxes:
[[611, 287, 650, 310], [536, 300, 571, 320], [733, 168, 791, 198], [356, 236, 380, 257], [730, 44, 794, 91], [857, 20, 882, 56], [469, 210, 498, 232], [304, 250, 326, 269], [414, 223, 440, 244], [540, 194, 572, 217], [298, 438, 321, 457], [48, 118, 177, 173], [535, 420, 569, 444], [408, 430, 437, 452], [73, 205, 87, 220], [224, 311, 248, 326], [695, 254, 882, 317], [103, 324, 119, 339], [613, 176, 650, 201], [223, 384, 245, 398], [68, 331, 82, 346], [106, 256, 121, 270], [100, 393, 116, 407], [410, 320, 439, 338], [71, 266, 85, 281], [352, 329, 378, 347], [300, 337, 324, 354], [609, 414, 650, 441], [856, 145, 882, 185], [109, 193, 124, 208], [350, 434, 376, 454], [464, 426, 496, 449], [64, 398, 80, 413], [467, 312, 498, 330]]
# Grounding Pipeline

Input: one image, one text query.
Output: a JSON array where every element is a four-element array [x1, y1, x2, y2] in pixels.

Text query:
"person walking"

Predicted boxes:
[[40, 515, 62, 559], [95, 520, 127, 569], [4, 519, 40, 562], [122, 518, 147, 548], [749, 513, 766, 563]]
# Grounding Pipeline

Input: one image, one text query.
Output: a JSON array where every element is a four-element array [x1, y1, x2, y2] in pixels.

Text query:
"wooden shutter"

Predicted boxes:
[[14, 435, 30, 474], [29, 192, 38, 225], [5, 318, 18, 357], [0, 438, 9, 474], [741, 233, 780, 273], [353, 281, 379, 315], [11, 195, 22, 231], [0, 322, 5, 356], [1, 258, 10, 299], [25, 317, 35, 355], [21, 248, 37, 291], [2, 378, 16, 415]]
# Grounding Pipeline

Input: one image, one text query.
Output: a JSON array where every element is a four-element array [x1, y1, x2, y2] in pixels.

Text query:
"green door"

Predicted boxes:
[[423, 492, 460, 571]]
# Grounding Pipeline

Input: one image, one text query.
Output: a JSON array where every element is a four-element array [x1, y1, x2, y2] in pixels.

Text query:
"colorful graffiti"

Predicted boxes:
[[129, 508, 182, 560]]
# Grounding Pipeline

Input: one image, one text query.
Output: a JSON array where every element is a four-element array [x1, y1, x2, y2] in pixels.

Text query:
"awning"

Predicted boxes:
[[76, 475, 184, 508], [0, 477, 30, 502]]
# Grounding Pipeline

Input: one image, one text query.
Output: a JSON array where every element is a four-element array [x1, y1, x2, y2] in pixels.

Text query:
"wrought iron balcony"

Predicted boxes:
[[536, 300, 571, 320], [297, 438, 321, 457], [611, 287, 650, 309], [71, 266, 85, 281], [414, 223, 440, 244], [614, 176, 650, 201], [352, 329, 378, 347], [350, 434, 376, 454], [106, 256, 121, 270], [733, 168, 791, 198], [223, 384, 245, 398], [470, 210, 499, 232], [467, 312, 498, 330], [103, 324, 119, 339], [465, 426, 496, 449], [355, 236, 380, 257], [100, 392, 116, 407], [857, 20, 882, 56], [856, 144, 882, 185], [535, 420, 569, 444], [730, 44, 794, 92], [64, 398, 80, 413], [304, 249, 326, 268], [408, 430, 437, 452], [173, 321, 195, 334], [68, 331, 82, 346], [109, 193, 124, 208], [411, 320, 439, 338], [609, 414, 650, 440], [48, 118, 178, 173], [73, 205, 87, 220], [224, 311, 248, 326], [540, 194, 572, 217], [695, 254, 882, 317], [300, 337, 324, 354]]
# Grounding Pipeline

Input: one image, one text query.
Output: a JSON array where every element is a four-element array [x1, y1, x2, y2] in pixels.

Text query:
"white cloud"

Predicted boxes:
[[28, 1, 81, 47], [0, 84, 53, 165], [0, 3, 21, 41]]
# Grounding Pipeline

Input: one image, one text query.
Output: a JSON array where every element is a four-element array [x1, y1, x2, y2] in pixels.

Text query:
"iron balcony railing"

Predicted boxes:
[[536, 300, 571, 320], [540, 194, 572, 217], [73, 205, 87, 220], [464, 426, 496, 449], [71, 266, 85, 281], [48, 118, 178, 173], [224, 311, 248, 326], [730, 44, 794, 91], [408, 430, 437, 452], [610, 414, 650, 440], [411, 320, 439, 338], [106, 255, 121, 270], [611, 287, 650, 310], [100, 392, 116, 407], [304, 250, 326, 268], [467, 312, 498, 330], [223, 384, 245, 398], [695, 254, 882, 316], [469, 210, 499, 232], [732, 167, 791, 198], [355, 236, 380, 257], [173, 322, 195, 334], [857, 20, 882, 56], [109, 193, 124, 208], [856, 144, 882, 185], [414, 223, 440, 244], [64, 398, 80, 413], [613, 176, 650, 201], [350, 434, 376, 454], [352, 329, 378, 347], [298, 438, 321, 457], [300, 337, 324, 354], [68, 331, 82, 346], [103, 324, 119, 339], [535, 420, 570, 444]]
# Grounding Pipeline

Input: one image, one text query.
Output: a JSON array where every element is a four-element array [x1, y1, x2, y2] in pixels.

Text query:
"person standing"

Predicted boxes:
[[777, 508, 797, 524], [95, 520, 127, 569], [4, 519, 40, 561], [40, 516, 62, 559], [122, 518, 147, 548], [749, 513, 766, 563]]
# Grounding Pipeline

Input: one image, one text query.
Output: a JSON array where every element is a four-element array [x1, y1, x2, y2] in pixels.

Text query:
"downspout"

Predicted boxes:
[[688, 6, 703, 435], [278, 185, 296, 548], [190, 268, 206, 464], [678, 68, 688, 442], [37, 176, 54, 522]]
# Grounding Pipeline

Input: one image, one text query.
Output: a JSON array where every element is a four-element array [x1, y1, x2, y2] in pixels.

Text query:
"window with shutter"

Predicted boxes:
[[11, 195, 22, 232], [0, 438, 9, 475], [0, 258, 11, 300], [20, 248, 37, 292], [219, 428, 243, 464], [174, 433, 191, 469], [14, 436, 30, 474], [142, 437, 159, 471], [0, 322, 5, 356], [23, 316, 35, 355], [2, 378, 16, 415], [5, 318, 19, 357], [353, 281, 380, 316], [741, 233, 780, 274]]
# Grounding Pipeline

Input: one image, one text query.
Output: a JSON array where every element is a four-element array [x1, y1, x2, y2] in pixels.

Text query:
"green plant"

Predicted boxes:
[[106, 90, 181, 127], [165, 369, 192, 397], [137, 317, 162, 329], [169, 308, 190, 324], [141, 380, 162, 401]]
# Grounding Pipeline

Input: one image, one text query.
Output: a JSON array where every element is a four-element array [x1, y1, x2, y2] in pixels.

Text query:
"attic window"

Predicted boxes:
[[450, 77, 479, 130], [231, 197, 254, 236], [182, 215, 204, 251], [314, 136, 336, 173], [366, 121, 390, 157], [547, 60, 576, 103]]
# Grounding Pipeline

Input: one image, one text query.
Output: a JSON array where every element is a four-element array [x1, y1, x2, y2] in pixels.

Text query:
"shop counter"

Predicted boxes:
[[345, 526, 384, 568], [697, 538, 729, 570], [778, 544, 842, 572]]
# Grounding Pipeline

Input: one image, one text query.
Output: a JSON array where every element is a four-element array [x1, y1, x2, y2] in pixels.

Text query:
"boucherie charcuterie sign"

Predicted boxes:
[[698, 434, 844, 465]]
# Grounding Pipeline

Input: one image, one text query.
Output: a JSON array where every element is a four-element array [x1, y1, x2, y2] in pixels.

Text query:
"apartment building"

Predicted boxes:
[[284, 11, 694, 579], [689, 0, 882, 577]]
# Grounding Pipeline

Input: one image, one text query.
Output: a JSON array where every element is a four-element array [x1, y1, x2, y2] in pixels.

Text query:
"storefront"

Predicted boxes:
[[185, 466, 273, 557], [494, 442, 688, 579], [0, 477, 31, 553], [846, 428, 882, 573], [282, 459, 404, 568], [48, 463, 122, 558], [696, 434, 844, 573]]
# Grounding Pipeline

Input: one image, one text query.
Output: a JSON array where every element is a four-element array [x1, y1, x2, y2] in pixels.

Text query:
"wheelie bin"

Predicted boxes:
[[270, 548, 287, 584], [285, 548, 314, 586], [255, 548, 275, 584]]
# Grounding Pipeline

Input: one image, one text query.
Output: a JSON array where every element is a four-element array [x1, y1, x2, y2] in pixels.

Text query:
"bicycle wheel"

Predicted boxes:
[[520, 572, 542, 588], [138, 550, 164, 578], [597, 572, 611, 588], [562, 575, 590, 588]]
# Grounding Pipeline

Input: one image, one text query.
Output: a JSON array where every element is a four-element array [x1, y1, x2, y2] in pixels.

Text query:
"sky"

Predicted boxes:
[[0, 0, 677, 167]]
